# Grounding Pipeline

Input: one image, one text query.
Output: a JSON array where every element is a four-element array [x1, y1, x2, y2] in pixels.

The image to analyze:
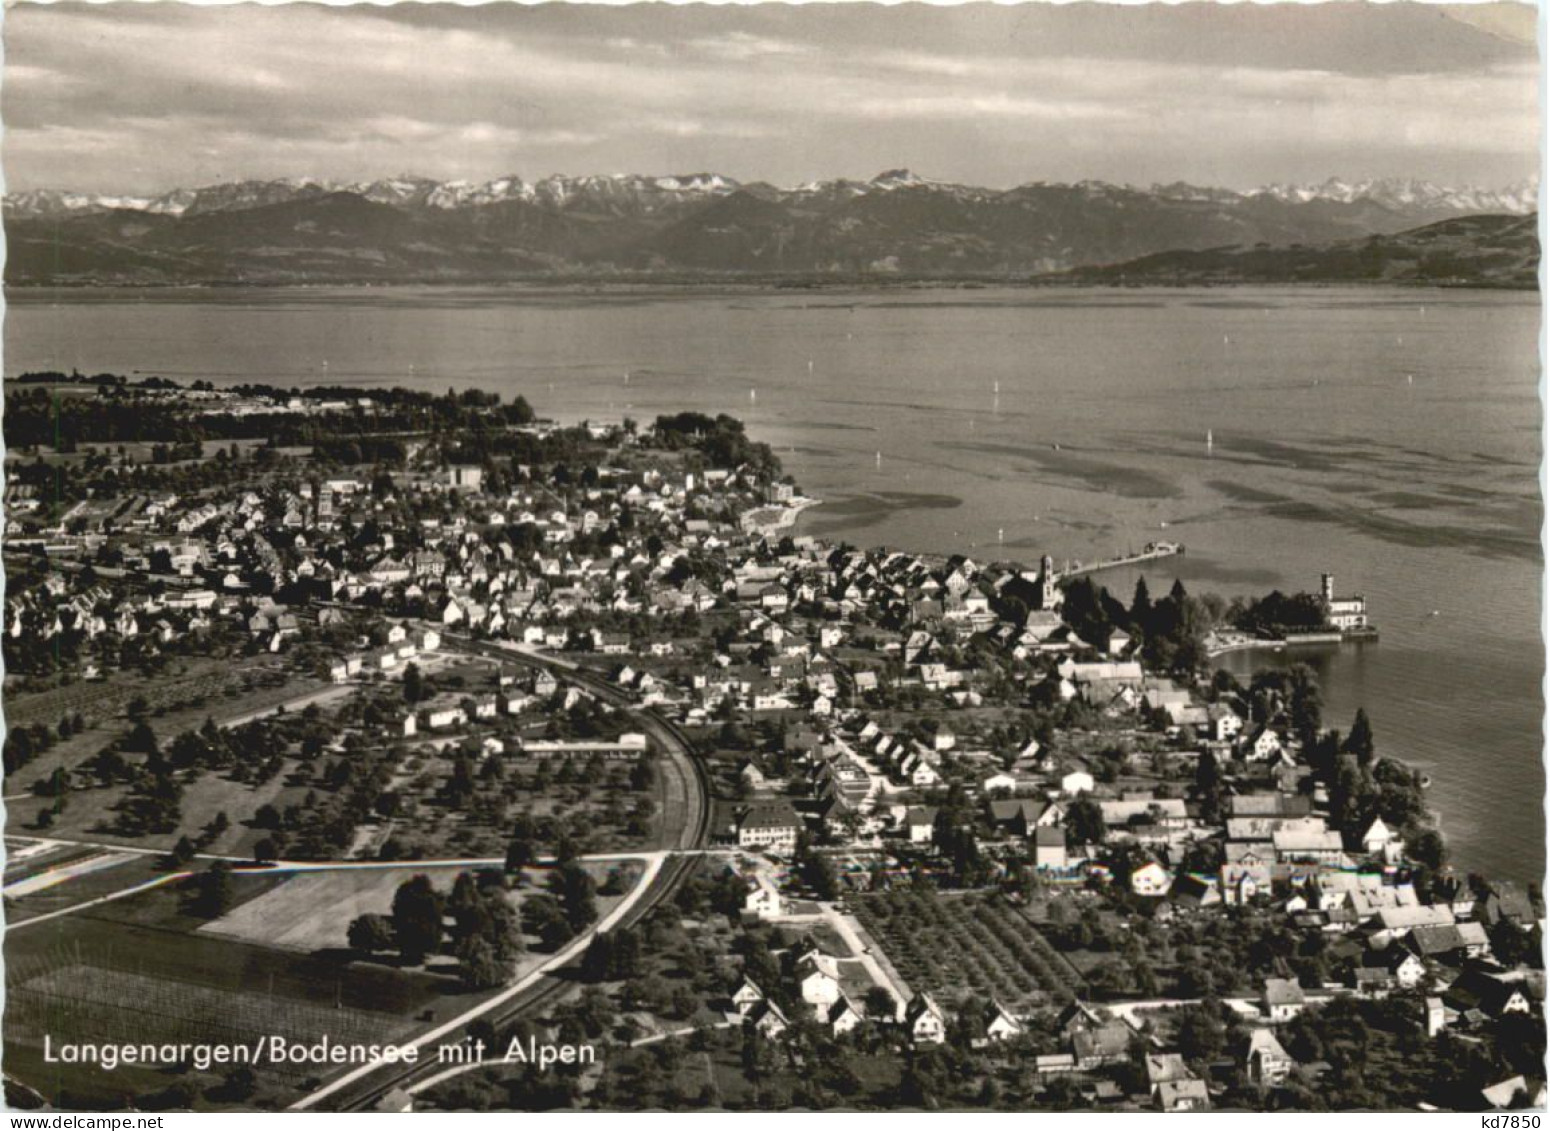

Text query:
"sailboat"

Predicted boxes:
[[749, 388, 757, 404], [1207, 429, 1214, 456]]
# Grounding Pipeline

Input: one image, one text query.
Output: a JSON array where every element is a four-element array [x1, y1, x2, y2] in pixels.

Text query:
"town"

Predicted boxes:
[[2, 372, 1542, 1114]]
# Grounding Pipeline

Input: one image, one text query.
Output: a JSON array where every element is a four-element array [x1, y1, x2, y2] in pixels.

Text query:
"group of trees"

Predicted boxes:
[[519, 862, 601, 951], [183, 860, 235, 918], [649, 412, 784, 478], [349, 870, 525, 989], [4, 719, 74, 777], [1232, 590, 1328, 635], [1059, 576, 1216, 674]]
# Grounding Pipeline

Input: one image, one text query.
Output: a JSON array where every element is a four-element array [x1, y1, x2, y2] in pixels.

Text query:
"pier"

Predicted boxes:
[[1055, 541, 1183, 580]]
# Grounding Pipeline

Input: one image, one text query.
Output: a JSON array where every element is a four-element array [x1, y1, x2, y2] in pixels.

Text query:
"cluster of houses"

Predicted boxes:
[[9, 392, 1540, 1112]]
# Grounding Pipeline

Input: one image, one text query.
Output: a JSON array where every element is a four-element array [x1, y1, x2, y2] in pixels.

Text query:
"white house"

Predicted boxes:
[[743, 873, 784, 920], [1131, 861, 1173, 897], [1061, 771, 1096, 796], [906, 993, 947, 1044], [1261, 977, 1307, 1022], [798, 953, 843, 1011]]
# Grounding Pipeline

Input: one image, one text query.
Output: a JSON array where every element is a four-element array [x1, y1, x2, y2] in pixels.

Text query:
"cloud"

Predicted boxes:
[[2, 2, 1538, 194]]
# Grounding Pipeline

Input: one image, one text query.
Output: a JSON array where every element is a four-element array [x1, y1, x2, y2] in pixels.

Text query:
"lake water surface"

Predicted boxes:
[[6, 285, 1542, 881]]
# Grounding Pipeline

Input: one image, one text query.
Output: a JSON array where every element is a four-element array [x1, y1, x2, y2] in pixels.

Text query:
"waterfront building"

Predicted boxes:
[[1320, 573, 1369, 630]]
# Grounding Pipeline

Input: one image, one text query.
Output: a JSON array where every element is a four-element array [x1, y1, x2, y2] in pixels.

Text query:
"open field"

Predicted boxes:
[[5, 852, 650, 1108], [10, 963, 396, 1082], [203, 859, 643, 954], [201, 866, 506, 953], [3, 850, 169, 925], [852, 889, 1085, 1013], [3, 848, 139, 897], [5, 907, 448, 1108]]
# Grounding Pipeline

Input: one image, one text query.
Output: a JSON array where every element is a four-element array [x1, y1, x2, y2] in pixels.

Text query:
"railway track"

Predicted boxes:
[[319, 636, 711, 1112]]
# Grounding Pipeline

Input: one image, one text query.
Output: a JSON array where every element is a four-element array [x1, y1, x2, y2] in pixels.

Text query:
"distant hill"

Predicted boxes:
[[1054, 214, 1539, 289], [4, 170, 1538, 286]]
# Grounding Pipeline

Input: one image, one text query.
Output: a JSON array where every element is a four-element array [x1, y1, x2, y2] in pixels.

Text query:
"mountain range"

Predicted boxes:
[[1061, 213, 1539, 289], [4, 170, 1538, 285]]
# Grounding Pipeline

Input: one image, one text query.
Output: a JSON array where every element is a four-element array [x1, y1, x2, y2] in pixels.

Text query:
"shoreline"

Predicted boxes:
[[741, 495, 821, 536]]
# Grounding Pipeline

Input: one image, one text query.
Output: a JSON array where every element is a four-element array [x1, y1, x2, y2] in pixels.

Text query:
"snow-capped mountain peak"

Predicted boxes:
[[3, 171, 1537, 222], [1256, 176, 1538, 215]]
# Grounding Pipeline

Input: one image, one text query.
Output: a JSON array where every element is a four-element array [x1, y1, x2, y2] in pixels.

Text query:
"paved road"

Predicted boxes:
[[290, 853, 668, 1111], [8, 870, 189, 930]]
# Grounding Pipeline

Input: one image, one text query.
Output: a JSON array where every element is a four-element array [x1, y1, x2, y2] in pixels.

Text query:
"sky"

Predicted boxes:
[[2, 1, 1540, 195]]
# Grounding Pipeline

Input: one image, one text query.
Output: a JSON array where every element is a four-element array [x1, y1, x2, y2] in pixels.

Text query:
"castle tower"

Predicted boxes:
[[1320, 573, 1335, 605]]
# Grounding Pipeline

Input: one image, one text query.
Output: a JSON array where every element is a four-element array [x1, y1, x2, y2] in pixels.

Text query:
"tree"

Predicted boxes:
[[1286, 664, 1324, 752], [253, 803, 282, 830], [391, 874, 444, 964], [459, 936, 508, 990], [1195, 748, 1224, 824], [548, 862, 598, 932], [1489, 919, 1535, 968], [505, 834, 535, 873], [1407, 828, 1448, 871], [1344, 709, 1375, 767], [187, 861, 234, 918], [1065, 797, 1106, 848], [522, 893, 576, 950], [1130, 576, 1153, 629], [863, 985, 898, 1021], [168, 835, 197, 868], [348, 913, 396, 954], [1176, 1007, 1224, 1064], [403, 662, 425, 704], [125, 720, 160, 755]]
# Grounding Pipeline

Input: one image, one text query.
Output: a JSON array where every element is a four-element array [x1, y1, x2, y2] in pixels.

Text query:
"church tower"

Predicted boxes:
[[1039, 554, 1062, 610]]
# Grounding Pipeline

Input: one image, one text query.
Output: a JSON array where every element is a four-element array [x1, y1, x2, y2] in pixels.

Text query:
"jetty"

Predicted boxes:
[[1057, 541, 1183, 580]]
